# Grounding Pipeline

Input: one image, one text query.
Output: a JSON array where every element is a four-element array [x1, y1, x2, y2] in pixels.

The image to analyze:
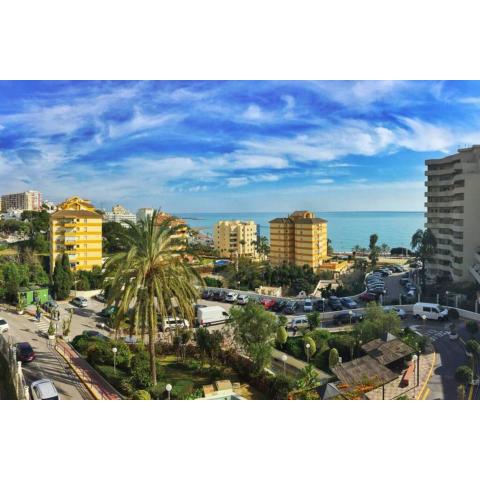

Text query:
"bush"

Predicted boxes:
[[328, 348, 339, 369], [328, 333, 355, 361], [204, 277, 223, 287], [466, 339, 480, 355], [267, 373, 296, 400], [466, 320, 479, 336], [87, 341, 114, 366], [276, 326, 288, 348], [132, 390, 151, 400], [304, 336, 317, 357], [130, 351, 152, 389], [455, 365, 473, 384]]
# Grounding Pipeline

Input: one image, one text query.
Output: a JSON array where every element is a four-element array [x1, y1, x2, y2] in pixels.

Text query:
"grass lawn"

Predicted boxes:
[[158, 355, 266, 399]]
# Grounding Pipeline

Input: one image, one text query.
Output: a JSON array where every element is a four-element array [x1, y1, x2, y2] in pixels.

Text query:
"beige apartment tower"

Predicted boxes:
[[269, 211, 328, 269], [214, 220, 258, 258], [425, 145, 480, 285], [1, 190, 42, 212], [50, 196, 103, 272]]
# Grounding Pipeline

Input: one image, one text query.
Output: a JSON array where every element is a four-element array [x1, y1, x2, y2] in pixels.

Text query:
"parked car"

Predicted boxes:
[[283, 301, 298, 315], [201, 289, 213, 300], [225, 291, 238, 303], [197, 306, 229, 327], [303, 298, 314, 312], [160, 317, 190, 332], [0, 318, 9, 334], [261, 298, 276, 310], [405, 289, 416, 299], [314, 299, 327, 311], [341, 297, 358, 309], [99, 305, 117, 318], [413, 302, 449, 321], [328, 296, 343, 311], [237, 294, 249, 305], [213, 290, 226, 302], [82, 330, 109, 341], [95, 292, 106, 303], [16, 342, 35, 362], [333, 311, 363, 325], [272, 300, 287, 312], [359, 292, 377, 302], [72, 296, 88, 308], [288, 316, 310, 330], [30, 379, 59, 400], [43, 299, 58, 312], [383, 306, 407, 320]]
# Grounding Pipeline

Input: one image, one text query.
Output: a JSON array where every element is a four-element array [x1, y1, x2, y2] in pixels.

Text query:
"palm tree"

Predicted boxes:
[[380, 243, 390, 255], [103, 212, 201, 385], [369, 233, 380, 269], [411, 228, 437, 290]]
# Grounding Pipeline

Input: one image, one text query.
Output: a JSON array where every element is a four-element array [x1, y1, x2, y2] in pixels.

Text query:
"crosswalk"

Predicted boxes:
[[34, 316, 59, 337], [410, 325, 449, 341]]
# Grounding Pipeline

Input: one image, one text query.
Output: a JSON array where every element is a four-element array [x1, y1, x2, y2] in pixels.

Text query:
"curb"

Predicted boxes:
[[416, 350, 436, 400]]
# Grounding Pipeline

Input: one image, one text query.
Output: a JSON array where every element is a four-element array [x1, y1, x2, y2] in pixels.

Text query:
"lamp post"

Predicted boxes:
[[306, 343, 311, 363], [445, 290, 449, 307], [421, 314, 426, 332], [348, 310, 353, 326], [165, 383, 172, 400], [281, 354, 288, 375], [412, 353, 418, 398], [112, 347, 118, 374]]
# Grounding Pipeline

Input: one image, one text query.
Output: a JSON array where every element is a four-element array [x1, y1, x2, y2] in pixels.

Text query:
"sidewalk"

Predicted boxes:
[[55, 339, 122, 400]]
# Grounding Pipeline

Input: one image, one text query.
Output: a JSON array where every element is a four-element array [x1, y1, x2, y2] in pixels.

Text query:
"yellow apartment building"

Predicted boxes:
[[155, 210, 188, 249], [213, 220, 258, 258], [269, 210, 328, 270], [50, 196, 103, 272]]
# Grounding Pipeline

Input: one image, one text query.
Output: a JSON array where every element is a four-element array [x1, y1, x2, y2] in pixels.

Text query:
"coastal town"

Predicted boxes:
[[1, 145, 480, 400]]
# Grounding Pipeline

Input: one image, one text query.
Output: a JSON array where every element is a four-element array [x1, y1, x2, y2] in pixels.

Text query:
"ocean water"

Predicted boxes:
[[174, 211, 425, 252]]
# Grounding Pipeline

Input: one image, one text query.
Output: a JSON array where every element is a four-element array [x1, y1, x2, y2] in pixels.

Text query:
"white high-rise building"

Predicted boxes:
[[425, 145, 480, 285], [136, 207, 154, 223], [103, 204, 137, 225]]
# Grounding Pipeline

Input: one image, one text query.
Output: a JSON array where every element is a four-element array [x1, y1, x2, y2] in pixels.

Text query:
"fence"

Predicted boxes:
[[0, 334, 29, 400]]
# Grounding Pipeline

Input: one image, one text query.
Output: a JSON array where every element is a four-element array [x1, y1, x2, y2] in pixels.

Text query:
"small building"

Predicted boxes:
[[18, 286, 49, 306], [200, 380, 245, 400], [317, 259, 350, 276], [255, 285, 282, 297]]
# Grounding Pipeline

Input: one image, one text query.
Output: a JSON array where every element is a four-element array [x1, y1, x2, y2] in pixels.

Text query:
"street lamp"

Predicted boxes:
[[281, 353, 288, 374], [445, 290, 449, 307], [165, 383, 172, 400], [412, 353, 419, 398], [421, 314, 426, 331], [348, 310, 353, 325], [305, 343, 311, 363], [112, 347, 118, 374]]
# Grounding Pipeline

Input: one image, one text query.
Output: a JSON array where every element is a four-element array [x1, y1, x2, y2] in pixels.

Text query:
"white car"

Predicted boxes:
[[303, 298, 313, 312], [288, 316, 310, 330], [160, 317, 190, 332], [0, 318, 9, 334], [72, 296, 88, 308], [30, 379, 59, 400], [225, 291, 238, 303], [383, 306, 407, 320], [237, 294, 249, 305]]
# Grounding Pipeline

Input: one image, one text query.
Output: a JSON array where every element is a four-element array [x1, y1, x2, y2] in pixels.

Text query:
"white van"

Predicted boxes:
[[197, 306, 230, 327], [413, 303, 449, 321]]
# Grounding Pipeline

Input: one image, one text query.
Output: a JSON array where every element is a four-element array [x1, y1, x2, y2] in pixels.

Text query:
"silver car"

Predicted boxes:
[[30, 379, 59, 400]]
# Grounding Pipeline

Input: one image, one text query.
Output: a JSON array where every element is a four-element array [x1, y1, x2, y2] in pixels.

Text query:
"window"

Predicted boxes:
[[423, 307, 431, 313]]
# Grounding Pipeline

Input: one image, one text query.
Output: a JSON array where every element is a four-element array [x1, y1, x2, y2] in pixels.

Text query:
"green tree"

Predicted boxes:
[[304, 336, 317, 358], [229, 302, 277, 373], [328, 347, 339, 369], [368, 233, 380, 270], [132, 389, 151, 400], [466, 320, 479, 337], [276, 325, 288, 348], [104, 213, 201, 385], [306, 311, 321, 330], [466, 339, 480, 355], [455, 365, 473, 385], [354, 302, 401, 343], [102, 221, 129, 254], [410, 228, 437, 290], [327, 238, 334, 256], [251, 235, 270, 259], [52, 254, 73, 300], [296, 364, 319, 393]]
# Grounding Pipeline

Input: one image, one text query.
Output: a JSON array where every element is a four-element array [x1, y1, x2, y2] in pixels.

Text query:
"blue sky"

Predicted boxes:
[[1, 80, 480, 212]]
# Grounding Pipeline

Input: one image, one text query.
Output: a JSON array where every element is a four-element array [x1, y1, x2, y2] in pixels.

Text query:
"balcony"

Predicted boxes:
[[469, 264, 480, 285]]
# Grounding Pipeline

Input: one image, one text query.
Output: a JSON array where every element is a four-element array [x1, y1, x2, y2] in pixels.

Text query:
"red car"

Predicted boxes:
[[359, 292, 377, 302], [16, 342, 36, 363], [260, 298, 276, 310]]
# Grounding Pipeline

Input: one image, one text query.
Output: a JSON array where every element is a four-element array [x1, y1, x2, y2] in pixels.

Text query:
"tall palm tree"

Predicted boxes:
[[103, 213, 201, 385], [369, 233, 380, 269], [411, 228, 437, 290]]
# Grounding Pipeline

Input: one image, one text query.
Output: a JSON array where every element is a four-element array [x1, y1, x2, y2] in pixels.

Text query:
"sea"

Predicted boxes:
[[173, 211, 425, 252]]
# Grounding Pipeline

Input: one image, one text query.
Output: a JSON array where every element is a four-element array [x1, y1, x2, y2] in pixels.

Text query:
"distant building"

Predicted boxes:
[[103, 204, 137, 225], [213, 220, 258, 258], [2, 208, 23, 220], [1, 190, 42, 212], [136, 207, 154, 223], [269, 210, 328, 270], [42, 200, 57, 213], [155, 211, 188, 247], [425, 146, 480, 284], [50, 196, 103, 272]]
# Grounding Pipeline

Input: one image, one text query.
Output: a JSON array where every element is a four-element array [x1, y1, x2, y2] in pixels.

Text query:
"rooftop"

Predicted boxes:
[[361, 337, 414, 366]]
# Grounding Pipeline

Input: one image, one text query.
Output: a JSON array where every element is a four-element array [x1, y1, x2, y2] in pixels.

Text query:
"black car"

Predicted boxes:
[[213, 290, 226, 302], [314, 299, 327, 311], [283, 301, 298, 315], [341, 297, 358, 309], [16, 342, 35, 362], [328, 296, 343, 311], [271, 300, 286, 313], [82, 330, 109, 341], [333, 311, 363, 325], [201, 289, 213, 300]]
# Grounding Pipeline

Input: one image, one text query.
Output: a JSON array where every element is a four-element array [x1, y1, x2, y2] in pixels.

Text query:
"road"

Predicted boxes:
[[0, 297, 109, 400]]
